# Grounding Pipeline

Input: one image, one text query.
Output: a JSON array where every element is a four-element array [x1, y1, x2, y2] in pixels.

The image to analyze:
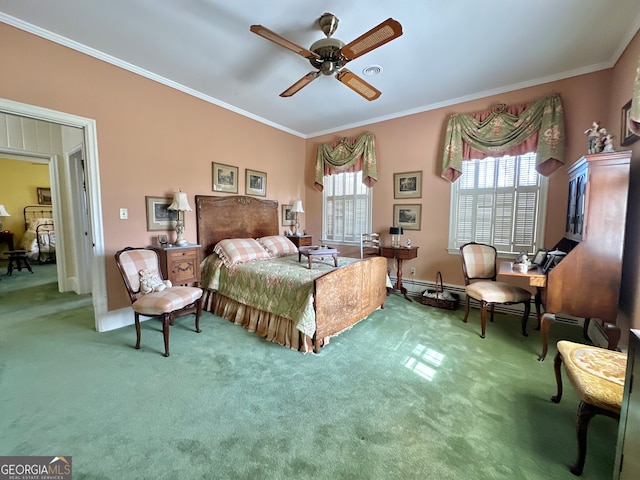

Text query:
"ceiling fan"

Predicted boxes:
[[250, 13, 403, 101]]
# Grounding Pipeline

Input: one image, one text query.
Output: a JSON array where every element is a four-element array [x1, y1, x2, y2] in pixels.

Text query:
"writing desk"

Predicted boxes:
[[380, 246, 418, 301], [498, 262, 546, 328]]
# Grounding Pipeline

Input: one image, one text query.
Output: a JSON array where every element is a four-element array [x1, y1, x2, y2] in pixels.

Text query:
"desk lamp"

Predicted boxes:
[[292, 200, 304, 235], [0, 205, 10, 231], [168, 192, 192, 246], [389, 226, 403, 247]]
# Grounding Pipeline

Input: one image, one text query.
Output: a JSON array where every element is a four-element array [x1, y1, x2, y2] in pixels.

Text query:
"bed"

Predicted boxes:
[[21, 206, 56, 264], [196, 195, 388, 353]]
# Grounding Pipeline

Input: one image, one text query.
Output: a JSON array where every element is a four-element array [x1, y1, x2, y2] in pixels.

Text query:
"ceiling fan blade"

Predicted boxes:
[[280, 72, 321, 97], [341, 18, 403, 61], [250, 25, 320, 60], [335, 69, 381, 101]]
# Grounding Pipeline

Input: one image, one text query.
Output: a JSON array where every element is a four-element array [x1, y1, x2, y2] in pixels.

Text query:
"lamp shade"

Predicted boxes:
[[0, 205, 10, 217], [389, 226, 403, 235], [168, 192, 192, 211], [292, 200, 304, 213]]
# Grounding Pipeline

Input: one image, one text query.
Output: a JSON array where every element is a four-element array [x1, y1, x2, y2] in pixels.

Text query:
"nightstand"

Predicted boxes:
[[153, 244, 201, 286], [286, 235, 312, 248]]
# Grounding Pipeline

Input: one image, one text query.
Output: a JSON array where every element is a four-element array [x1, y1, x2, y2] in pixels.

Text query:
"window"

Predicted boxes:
[[323, 170, 372, 243], [448, 152, 547, 255]]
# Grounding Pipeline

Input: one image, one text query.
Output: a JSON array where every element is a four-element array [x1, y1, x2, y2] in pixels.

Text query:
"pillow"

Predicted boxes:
[[27, 218, 53, 231], [258, 235, 298, 257], [213, 238, 271, 267]]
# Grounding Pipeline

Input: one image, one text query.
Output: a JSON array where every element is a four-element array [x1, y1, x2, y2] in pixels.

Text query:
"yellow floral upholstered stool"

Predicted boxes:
[[551, 340, 626, 476]]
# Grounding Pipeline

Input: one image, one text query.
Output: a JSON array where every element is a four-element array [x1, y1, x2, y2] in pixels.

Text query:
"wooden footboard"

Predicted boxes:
[[313, 256, 387, 352]]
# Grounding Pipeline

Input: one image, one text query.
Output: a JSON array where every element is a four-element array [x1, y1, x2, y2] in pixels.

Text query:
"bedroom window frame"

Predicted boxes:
[[447, 152, 548, 256], [322, 170, 372, 244]]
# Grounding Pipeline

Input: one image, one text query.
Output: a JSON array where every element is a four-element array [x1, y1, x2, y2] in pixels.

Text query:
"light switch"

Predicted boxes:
[[119, 208, 128, 220]]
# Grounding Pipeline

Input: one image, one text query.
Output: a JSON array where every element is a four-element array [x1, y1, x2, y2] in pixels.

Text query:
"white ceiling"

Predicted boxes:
[[2, 1, 639, 138]]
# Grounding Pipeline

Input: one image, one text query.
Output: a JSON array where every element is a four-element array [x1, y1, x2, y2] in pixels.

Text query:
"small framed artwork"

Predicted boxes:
[[157, 234, 168, 246], [245, 169, 267, 197], [37, 187, 52, 205], [393, 204, 422, 230], [145, 196, 178, 231], [621, 100, 639, 146], [282, 204, 295, 226], [532, 248, 548, 266], [212, 162, 239, 193], [394, 171, 422, 199]]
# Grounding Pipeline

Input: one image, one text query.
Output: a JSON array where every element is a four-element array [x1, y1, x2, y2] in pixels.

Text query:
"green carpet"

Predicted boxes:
[[0, 263, 618, 479]]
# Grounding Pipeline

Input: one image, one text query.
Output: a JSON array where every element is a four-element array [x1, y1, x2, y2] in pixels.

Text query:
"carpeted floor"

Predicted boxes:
[[0, 263, 618, 479]]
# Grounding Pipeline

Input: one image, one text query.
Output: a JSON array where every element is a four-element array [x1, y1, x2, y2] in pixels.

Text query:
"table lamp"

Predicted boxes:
[[292, 200, 304, 235], [0, 205, 10, 231], [168, 192, 192, 246], [389, 226, 403, 247]]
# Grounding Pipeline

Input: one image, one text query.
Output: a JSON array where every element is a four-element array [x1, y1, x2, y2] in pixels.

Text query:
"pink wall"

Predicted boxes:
[[305, 69, 617, 289], [2, 21, 639, 340], [0, 24, 306, 310]]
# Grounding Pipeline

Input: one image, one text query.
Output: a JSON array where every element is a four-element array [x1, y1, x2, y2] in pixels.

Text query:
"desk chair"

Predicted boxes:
[[115, 247, 203, 357], [460, 242, 532, 338], [360, 233, 381, 259], [551, 340, 625, 476]]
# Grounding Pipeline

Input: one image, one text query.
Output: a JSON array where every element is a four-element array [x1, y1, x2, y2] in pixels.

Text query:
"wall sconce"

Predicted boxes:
[[0, 205, 10, 231], [292, 200, 304, 236], [168, 192, 192, 246], [389, 226, 403, 248]]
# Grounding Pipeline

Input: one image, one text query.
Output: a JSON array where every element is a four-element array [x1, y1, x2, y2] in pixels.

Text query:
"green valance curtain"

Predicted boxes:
[[629, 54, 640, 135], [441, 93, 565, 182], [314, 132, 378, 191]]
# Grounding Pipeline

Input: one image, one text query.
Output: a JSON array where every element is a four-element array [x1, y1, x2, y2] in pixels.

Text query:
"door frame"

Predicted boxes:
[[0, 97, 108, 331]]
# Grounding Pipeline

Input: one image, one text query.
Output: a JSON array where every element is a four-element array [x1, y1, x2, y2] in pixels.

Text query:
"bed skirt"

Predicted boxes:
[[202, 289, 322, 352]]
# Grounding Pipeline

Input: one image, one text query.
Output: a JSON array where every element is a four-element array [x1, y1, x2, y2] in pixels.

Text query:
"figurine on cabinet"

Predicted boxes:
[[603, 133, 615, 152], [584, 121, 600, 154]]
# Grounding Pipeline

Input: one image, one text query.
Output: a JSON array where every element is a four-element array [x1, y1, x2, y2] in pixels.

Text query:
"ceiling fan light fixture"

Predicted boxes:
[[363, 65, 383, 76]]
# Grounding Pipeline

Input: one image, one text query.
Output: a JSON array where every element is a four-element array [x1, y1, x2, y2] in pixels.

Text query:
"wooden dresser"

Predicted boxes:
[[539, 151, 630, 359]]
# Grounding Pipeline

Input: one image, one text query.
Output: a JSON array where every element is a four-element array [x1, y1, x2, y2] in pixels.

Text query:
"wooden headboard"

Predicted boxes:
[[195, 195, 279, 256]]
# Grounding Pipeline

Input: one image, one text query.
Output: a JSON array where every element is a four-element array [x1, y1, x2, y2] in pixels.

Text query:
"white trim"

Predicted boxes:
[[0, 98, 110, 332]]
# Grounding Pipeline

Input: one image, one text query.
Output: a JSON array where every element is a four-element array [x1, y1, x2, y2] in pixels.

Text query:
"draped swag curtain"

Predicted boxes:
[[629, 53, 640, 135], [441, 93, 565, 182], [314, 132, 378, 191]]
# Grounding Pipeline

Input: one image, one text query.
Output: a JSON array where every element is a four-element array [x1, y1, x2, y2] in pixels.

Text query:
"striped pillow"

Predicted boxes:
[[258, 235, 298, 257], [213, 238, 271, 267]]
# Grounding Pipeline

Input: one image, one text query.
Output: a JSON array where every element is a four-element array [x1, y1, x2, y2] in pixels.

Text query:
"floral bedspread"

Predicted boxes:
[[200, 253, 359, 336]]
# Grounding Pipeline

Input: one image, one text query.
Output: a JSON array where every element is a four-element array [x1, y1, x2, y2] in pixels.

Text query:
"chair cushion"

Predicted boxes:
[[133, 286, 202, 316], [557, 340, 626, 413], [465, 281, 531, 304]]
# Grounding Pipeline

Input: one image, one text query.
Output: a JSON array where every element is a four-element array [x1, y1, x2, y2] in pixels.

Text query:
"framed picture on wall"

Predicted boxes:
[[37, 187, 52, 205], [621, 100, 639, 146], [282, 204, 295, 226], [212, 162, 239, 193], [245, 169, 267, 197], [393, 204, 422, 230], [145, 196, 178, 231], [393, 171, 422, 199]]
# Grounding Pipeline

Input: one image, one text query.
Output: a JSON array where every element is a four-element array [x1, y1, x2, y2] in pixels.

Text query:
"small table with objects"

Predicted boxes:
[[298, 246, 339, 269]]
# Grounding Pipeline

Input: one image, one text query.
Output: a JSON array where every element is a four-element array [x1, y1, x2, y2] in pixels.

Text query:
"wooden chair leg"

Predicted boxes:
[[134, 313, 141, 350], [162, 313, 171, 357], [521, 300, 530, 337], [551, 351, 563, 403], [463, 296, 470, 323], [480, 302, 488, 338], [489, 304, 495, 322], [571, 401, 597, 476], [195, 299, 202, 333]]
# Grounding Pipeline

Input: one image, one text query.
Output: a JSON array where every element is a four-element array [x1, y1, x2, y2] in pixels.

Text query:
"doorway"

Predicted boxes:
[[0, 98, 107, 331]]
